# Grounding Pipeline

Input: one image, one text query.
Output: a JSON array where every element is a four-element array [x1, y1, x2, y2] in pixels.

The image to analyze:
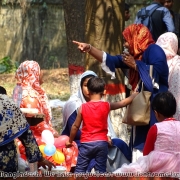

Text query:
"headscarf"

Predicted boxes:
[[62, 70, 97, 131], [62, 70, 117, 138], [156, 32, 178, 73], [0, 94, 29, 146], [123, 24, 155, 90], [156, 32, 180, 120], [15, 60, 52, 125]]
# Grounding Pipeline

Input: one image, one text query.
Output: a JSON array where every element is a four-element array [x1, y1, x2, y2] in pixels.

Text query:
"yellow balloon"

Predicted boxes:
[[39, 145, 46, 157], [52, 150, 65, 164]]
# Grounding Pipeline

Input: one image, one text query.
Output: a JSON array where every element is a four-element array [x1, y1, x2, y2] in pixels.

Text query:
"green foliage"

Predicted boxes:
[[0, 57, 18, 74]]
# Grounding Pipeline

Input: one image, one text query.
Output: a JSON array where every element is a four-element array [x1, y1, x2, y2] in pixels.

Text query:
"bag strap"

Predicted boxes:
[[135, 65, 153, 92], [147, 5, 160, 16], [138, 5, 160, 18]]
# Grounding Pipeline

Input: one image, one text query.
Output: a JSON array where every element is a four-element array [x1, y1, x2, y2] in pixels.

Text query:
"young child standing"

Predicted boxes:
[[66, 77, 138, 173], [114, 91, 180, 173]]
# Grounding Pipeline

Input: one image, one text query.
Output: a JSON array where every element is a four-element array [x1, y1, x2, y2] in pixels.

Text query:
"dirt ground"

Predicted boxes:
[[0, 68, 71, 133]]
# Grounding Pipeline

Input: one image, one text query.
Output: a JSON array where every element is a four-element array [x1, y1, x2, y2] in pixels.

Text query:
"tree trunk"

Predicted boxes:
[[63, 0, 86, 94]]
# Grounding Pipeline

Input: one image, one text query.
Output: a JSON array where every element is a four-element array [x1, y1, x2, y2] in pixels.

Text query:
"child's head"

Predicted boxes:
[[0, 86, 7, 95], [87, 77, 105, 95], [151, 91, 176, 120]]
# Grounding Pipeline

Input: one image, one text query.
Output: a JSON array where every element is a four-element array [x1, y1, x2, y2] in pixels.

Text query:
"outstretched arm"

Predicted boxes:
[[110, 92, 138, 110], [73, 40, 103, 63], [66, 107, 82, 147]]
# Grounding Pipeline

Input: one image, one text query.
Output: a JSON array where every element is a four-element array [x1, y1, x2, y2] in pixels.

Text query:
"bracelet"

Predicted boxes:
[[87, 44, 92, 53]]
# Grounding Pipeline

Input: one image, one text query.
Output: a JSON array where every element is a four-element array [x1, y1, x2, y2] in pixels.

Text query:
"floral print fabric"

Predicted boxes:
[[0, 94, 29, 146], [0, 129, 42, 172]]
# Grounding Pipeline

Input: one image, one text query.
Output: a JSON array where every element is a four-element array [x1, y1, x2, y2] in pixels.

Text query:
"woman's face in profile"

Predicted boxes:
[[81, 77, 91, 102], [39, 70, 44, 85]]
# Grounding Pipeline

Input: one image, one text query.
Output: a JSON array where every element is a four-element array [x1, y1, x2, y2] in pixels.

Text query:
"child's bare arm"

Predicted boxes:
[[66, 107, 82, 147], [110, 92, 138, 110]]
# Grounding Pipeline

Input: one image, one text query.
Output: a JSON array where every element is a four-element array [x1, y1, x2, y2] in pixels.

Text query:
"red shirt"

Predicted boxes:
[[80, 101, 110, 143]]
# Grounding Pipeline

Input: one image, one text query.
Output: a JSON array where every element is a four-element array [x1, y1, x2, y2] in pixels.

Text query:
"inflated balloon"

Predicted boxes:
[[41, 130, 54, 145], [39, 145, 46, 157], [54, 135, 69, 148], [52, 150, 65, 164], [44, 144, 56, 156]]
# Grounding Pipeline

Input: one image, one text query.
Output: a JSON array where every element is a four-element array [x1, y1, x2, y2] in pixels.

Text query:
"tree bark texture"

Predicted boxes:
[[63, 0, 86, 94], [84, 0, 130, 143]]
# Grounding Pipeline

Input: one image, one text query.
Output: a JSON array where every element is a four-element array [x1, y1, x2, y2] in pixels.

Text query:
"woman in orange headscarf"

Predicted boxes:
[[72, 24, 169, 163], [15, 60, 78, 172]]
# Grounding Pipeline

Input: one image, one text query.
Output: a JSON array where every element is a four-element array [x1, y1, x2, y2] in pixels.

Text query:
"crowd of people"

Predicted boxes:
[[1, 0, 180, 175]]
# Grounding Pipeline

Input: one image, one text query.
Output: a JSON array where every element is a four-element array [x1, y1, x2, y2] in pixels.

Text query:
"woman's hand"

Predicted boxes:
[[38, 158, 56, 171], [122, 52, 137, 70], [73, 40, 91, 53]]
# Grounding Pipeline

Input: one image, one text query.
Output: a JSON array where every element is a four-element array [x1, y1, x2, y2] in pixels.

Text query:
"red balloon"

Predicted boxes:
[[54, 135, 69, 148]]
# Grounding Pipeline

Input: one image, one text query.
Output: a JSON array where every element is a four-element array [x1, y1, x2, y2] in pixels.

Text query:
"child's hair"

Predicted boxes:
[[151, 91, 176, 118], [0, 86, 7, 95], [87, 77, 105, 94], [80, 75, 95, 88]]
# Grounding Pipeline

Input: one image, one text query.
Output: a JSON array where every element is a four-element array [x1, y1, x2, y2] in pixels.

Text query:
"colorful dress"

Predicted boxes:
[[15, 60, 78, 172]]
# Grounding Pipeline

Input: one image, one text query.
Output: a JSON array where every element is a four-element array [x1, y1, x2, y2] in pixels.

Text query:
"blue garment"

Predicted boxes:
[[105, 44, 169, 151], [0, 129, 42, 172], [112, 138, 132, 162], [75, 141, 108, 173], [135, 2, 175, 41], [61, 110, 81, 143]]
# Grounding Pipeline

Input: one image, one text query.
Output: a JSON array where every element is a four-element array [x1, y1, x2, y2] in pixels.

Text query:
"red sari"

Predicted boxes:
[[15, 60, 78, 171]]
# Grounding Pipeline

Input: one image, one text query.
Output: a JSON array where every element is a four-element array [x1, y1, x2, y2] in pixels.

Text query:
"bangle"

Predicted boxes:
[[87, 44, 92, 53]]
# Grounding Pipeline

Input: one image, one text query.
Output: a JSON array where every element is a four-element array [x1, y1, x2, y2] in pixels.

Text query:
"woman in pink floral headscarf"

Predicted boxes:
[[156, 32, 180, 120], [15, 60, 78, 172]]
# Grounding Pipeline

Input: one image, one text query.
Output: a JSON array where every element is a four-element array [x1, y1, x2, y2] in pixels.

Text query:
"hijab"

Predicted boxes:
[[156, 32, 179, 73], [62, 70, 117, 138], [62, 70, 97, 130], [123, 24, 155, 90], [15, 60, 52, 125], [156, 32, 180, 120]]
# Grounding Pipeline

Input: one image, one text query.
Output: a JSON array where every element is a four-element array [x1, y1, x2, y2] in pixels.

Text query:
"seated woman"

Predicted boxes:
[[62, 70, 131, 171], [0, 86, 55, 172], [15, 60, 78, 172]]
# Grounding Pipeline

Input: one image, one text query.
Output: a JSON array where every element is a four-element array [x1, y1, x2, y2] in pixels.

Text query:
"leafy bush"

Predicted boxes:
[[0, 57, 19, 74]]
